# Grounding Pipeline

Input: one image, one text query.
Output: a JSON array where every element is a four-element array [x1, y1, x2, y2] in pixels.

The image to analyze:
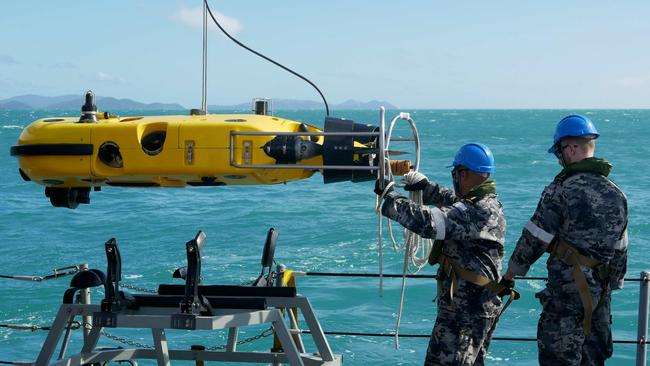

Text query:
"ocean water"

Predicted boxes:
[[0, 109, 648, 365]]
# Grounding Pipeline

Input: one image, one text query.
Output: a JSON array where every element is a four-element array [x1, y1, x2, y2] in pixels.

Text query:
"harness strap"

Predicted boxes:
[[549, 239, 603, 336], [438, 254, 519, 319]]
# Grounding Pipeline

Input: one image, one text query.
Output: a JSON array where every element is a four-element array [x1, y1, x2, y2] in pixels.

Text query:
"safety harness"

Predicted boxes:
[[545, 157, 614, 336], [437, 254, 519, 320], [547, 238, 609, 336], [430, 180, 519, 319]]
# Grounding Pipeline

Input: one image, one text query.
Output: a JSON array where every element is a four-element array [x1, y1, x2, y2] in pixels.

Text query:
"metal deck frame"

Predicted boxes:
[[35, 295, 342, 366]]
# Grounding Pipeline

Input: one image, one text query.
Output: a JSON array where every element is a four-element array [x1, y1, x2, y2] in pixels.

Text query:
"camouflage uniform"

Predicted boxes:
[[507, 157, 628, 366], [381, 180, 506, 366]]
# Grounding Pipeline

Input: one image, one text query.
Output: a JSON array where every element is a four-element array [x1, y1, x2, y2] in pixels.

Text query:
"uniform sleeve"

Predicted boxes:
[[507, 184, 563, 276], [421, 181, 458, 206], [609, 228, 628, 290], [380, 193, 485, 242]]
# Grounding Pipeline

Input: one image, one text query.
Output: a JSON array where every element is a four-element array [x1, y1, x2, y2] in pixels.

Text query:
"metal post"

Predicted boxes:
[[79, 263, 91, 341], [227, 327, 239, 351], [378, 107, 386, 185], [201, 0, 208, 113], [276, 263, 286, 287], [637, 271, 650, 366], [377, 106, 386, 298]]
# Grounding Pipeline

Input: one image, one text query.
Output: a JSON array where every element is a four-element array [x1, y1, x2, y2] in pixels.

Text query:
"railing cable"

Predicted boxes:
[[302, 330, 650, 344], [300, 271, 642, 282]]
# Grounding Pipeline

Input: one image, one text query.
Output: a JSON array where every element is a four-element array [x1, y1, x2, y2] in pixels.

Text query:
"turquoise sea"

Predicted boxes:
[[0, 109, 648, 365]]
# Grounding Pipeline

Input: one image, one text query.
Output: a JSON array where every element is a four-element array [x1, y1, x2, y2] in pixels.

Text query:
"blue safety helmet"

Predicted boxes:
[[547, 115, 599, 153], [446, 143, 495, 173]]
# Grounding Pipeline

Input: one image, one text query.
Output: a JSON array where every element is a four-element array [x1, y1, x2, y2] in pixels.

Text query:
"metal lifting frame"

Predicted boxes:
[[229, 130, 382, 171], [35, 295, 342, 366], [228, 107, 419, 179], [36, 232, 341, 366]]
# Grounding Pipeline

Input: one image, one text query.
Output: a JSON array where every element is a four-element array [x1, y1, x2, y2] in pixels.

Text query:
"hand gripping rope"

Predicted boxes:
[[374, 108, 430, 349]]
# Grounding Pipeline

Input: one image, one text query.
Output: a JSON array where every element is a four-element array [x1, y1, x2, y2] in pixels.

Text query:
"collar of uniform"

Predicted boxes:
[[558, 157, 612, 178], [464, 179, 496, 201]]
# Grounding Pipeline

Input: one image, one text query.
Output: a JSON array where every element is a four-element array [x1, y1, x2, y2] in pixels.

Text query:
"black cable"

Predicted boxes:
[[204, 0, 330, 116], [305, 271, 437, 279], [303, 330, 650, 344], [303, 271, 643, 282]]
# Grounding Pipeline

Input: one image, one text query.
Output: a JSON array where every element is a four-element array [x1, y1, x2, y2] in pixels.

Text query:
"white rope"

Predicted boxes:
[[375, 177, 395, 298], [392, 174, 433, 350], [375, 115, 432, 350]]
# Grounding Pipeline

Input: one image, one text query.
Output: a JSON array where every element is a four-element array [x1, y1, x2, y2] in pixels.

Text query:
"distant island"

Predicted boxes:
[[0, 94, 185, 111], [209, 98, 397, 110], [0, 95, 397, 111]]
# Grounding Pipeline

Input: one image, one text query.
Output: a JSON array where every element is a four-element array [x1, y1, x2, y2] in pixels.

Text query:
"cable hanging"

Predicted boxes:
[[204, 0, 330, 116], [0, 265, 80, 282]]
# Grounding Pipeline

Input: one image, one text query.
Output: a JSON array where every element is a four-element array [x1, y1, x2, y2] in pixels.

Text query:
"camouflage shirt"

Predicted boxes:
[[381, 180, 506, 315], [507, 157, 628, 311]]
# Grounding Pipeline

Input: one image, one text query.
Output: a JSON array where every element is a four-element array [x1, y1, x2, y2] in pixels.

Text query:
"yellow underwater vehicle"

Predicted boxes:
[[11, 92, 414, 208]]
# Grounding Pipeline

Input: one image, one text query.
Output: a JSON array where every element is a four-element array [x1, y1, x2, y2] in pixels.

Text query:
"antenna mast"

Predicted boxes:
[[201, 0, 208, 113]]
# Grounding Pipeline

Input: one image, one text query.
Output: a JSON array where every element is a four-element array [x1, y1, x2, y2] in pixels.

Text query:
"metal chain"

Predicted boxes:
[[119, 283, 158, 294], [76, 321, 154, 349], [206, 326, 275, 351], [100, 330, 154, 350], [82, 320, 273, 351]]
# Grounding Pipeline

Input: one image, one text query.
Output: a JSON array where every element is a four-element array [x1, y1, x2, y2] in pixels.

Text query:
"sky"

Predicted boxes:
[[1, 1, 649, 109]]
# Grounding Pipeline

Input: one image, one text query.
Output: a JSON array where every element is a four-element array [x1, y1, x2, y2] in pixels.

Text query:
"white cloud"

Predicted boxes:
[[172, 6, 242, 35], [95, 72, 126, 84]]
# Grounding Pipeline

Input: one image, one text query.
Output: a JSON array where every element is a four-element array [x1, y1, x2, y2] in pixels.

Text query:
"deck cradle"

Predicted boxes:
[[35, 230, 342, 366]]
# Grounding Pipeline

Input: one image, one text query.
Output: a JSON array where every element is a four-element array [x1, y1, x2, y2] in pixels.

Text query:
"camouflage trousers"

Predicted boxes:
[[537, 290, 613, 366], [424, 307, 498, 366]]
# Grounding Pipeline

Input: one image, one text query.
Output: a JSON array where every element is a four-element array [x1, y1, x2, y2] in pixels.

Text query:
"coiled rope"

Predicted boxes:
[[375, 113, 430, 349]]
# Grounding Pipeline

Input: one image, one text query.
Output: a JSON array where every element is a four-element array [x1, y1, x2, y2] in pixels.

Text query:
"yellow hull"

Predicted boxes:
[[13, 113, 324, 187]]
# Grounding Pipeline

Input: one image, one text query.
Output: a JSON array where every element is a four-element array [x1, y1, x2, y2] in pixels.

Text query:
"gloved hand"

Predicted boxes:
[[497, 278, 515, 298], [374, 178, 393, 196], [402, 171, 429, 191]]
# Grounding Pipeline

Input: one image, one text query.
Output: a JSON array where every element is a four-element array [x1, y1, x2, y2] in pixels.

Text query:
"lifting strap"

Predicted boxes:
[[548, 238, 604, 336], [438, 254, 519, 321]]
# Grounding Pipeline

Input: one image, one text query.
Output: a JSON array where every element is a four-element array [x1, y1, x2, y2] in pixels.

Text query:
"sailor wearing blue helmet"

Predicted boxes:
[[548, 114, 600, 165], [447, 143, 495, 196], [504, 114, 628, 365], [375, 143, 511, 366]]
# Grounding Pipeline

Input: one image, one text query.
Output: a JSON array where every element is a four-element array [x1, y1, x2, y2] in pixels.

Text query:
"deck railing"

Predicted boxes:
[[299, 270, 650, 366]]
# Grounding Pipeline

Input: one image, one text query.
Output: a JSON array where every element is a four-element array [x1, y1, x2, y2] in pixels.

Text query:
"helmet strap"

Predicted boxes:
[[553, 143, 568, 168], [452, 167, 463, 197]]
